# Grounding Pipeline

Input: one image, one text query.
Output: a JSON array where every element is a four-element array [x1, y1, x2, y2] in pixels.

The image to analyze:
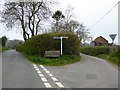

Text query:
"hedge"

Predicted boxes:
[[80, 46, 109, 56], [80, 46, 119, 66], [16, 32, 80, 57]]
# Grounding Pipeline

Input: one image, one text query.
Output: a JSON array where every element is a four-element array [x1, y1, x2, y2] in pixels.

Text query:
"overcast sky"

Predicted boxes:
[[0, 0, 119, 44]]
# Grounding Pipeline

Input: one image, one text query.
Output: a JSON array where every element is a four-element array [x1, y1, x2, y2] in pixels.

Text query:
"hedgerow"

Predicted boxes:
[[80, 46, 109, 56], [80, 46, 119, 66], [16, 32, 80, 57]]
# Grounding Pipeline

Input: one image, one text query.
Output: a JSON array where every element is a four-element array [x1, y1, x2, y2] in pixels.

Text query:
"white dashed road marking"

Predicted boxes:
[[40, 65, 43, 67], [33, 64, 65, 88], [45, 70, 50, 74], [43, 68, 47, 71], [44, 83, 52, 88], [40, 65, 65, 88], [40, 65, 45, 69], [51, 77, 58, 81], [41, 77, 48, 82], [39, 74, 44, 77], [34, 66, 38, 68], [37, 71, 41, 74], [55, 82, 64, 88], [33, 64, 36, 67], [35, 68, 39, 71], [48, 73, 53, 77], [41, 66, 45, 69], [33, 64, 52, 88]]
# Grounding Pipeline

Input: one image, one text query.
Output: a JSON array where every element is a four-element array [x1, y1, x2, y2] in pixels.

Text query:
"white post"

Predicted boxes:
[[119, 2, 120, 45], [61, 36, 63, 55], [53, 36, 68, 56]]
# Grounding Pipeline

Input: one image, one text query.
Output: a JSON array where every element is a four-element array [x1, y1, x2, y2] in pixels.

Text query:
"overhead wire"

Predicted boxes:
[[88, 1, 119, 29]]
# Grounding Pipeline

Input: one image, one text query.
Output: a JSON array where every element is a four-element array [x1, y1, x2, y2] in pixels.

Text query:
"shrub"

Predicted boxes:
[[109, 45, 120, 66], [109, 45, 120, 56], [80, 46, 109, 56], [16, 32, 80, 57], [0, 46, 9, 52]]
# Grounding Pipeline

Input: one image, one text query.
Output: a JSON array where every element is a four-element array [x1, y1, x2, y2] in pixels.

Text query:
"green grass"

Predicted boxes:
[[80, 46, 119, 66], [97, 54, 119, 66], [0, 46, 2, 52], [24, 54, 80, 66], [0, 46, 9, 52]]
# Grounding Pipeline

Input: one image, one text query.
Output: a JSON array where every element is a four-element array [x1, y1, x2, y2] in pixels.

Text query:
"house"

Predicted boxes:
[[92, 36, 108, 46]]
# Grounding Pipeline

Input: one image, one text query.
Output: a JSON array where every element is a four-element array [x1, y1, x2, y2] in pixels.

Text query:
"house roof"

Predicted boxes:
[[93, 36, 108, 43]]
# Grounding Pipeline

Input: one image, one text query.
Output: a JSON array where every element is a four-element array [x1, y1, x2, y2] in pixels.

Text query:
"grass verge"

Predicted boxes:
[[97, 54, 119, 66], [0, 46, 9, 52], [24, 54, 80, 66]]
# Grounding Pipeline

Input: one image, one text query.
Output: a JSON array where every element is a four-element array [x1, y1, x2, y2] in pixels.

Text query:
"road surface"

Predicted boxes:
[[45, 54, 118, 88], [2, 50, 118, 88]]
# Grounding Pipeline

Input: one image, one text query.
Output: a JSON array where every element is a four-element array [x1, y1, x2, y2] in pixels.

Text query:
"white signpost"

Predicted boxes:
[[53, 36, 68, 55]]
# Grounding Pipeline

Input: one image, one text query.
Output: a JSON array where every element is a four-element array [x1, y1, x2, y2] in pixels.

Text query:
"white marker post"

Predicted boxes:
[[53, 36, 68, 55]]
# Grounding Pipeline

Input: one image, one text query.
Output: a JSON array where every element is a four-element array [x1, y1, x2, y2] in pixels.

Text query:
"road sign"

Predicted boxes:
[[53, 37, 61, 39], [53, 36, 68, 55], [109, 34, 117, 45], [62, 37, 69, 39], [109, 34, 117, 41]]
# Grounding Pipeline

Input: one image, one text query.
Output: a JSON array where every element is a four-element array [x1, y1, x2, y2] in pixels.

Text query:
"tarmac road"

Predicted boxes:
[[2, 50, 118, 88], [2, 50, 46, 88], [45, 54, 118, 88]]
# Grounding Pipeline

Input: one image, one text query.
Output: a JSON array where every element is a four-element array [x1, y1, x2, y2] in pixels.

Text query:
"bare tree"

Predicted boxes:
[[76, 24, 91, 44], [61, 20, 79, 33], [64, 6, 75, 24], [50, 6, 90, 42], [1, 0, 53, 41], [50, 7, 79, 33], [61, 6, 80, 33]]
